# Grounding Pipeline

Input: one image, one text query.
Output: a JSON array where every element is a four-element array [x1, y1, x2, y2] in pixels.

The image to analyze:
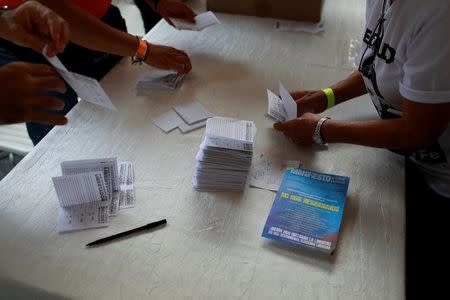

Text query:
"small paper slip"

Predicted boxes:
[[153, 103, 212, 134], [249, 155, 300, 191], [52, 172, 110, 232], [275, 21, 324, 34], [204, 117, 256, 152], [137, 68, 185, 91], [267, 82, 297, 121], [173, 101, 214, 125], [152, 109, 184, 133], [171, 11, 220, 31], [179, 120, 207, 134], [58, 202, 109, 233], [61, 158, 119, 215], [44, 51, 116, 110], [118, 161, 135, 209]]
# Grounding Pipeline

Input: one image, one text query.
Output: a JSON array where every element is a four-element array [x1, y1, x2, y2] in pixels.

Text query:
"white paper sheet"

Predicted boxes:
[[61, 158, 119, 215], [152, 109, 184, 133], [173, 101, 214, 125], [275, 21, 324, 34], [137, 68, 185, 91], [267, 90, 286, 122], [171, 11, 220, 31], [204, 117, 256, 152], [44, 52, 116, 110], [52, 172, 108, 208], [279, 82, 297, 121], [249, 156, 301, 191], [118, 161, 135, 209], [179, 120, 207, 134], [57, 201, 109, 232]]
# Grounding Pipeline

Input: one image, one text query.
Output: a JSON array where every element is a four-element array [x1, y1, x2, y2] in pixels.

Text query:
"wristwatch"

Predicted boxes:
[[312, 117, 330, 146]]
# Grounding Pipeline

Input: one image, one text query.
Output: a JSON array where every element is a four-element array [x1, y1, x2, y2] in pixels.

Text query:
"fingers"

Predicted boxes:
[[290, 91, 313, 100], [33, 75, 67, 94], [173, 52, 192, 74], [21, 31, 47, 54], [46, 15, 70, 56], [31, 96, 65, 111], [179, 5, 196, 23], [26, 110, 68, 125]]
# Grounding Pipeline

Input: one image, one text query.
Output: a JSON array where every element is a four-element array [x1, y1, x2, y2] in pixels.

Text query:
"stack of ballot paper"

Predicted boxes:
[[267, 82, 298, 122], [52, 158, 135, 232], [152, 101, 214, 134], [137, 69, 185, 91], [170, 11, 220, 31], [193, 117, 256, 191]]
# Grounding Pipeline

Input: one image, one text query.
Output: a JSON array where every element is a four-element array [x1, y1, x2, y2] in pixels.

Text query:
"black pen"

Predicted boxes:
[[86, 219, 167, 247]]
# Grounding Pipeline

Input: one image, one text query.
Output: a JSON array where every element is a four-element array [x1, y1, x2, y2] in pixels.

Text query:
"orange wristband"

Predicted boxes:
[[134, 38, 148, 59]]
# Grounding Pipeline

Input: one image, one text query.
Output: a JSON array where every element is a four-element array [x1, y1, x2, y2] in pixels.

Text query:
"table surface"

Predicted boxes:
[[0, 0, 405, 299]]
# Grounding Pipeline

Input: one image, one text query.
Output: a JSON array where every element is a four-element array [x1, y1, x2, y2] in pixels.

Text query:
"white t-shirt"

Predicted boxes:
[[360, 0, 450, 197]]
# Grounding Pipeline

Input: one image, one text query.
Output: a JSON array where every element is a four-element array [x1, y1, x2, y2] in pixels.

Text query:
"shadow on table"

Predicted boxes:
[[0, 277, 69, 300], [261, 195, 359, 272]]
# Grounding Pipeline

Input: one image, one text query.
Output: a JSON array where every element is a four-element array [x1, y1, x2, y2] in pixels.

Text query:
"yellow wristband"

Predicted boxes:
[[322, 88, 335, 109]]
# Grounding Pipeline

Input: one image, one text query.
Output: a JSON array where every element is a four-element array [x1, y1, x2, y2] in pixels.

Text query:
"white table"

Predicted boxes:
[[0, 0, 405, 299]]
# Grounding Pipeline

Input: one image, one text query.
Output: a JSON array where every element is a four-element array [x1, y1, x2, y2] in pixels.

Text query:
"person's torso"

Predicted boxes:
[[0, 0, 112, 18], [360, 0, 450, 196]]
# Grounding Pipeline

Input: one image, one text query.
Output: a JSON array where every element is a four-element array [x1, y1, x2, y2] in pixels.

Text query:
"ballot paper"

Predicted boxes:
[[152, 109, 184, 133], [118, 161, 135, 209], [152, 102, 214, 134], [52, 158, 136, 232], [61, 158, 119, 215], [52, 172, 110, 232], [267, 82, 297, 122], [249, 155, 301, 191], [275, 21, 324, 34], [174, 101, 215, 125], [193, 117, 256, 191], [45, 53, 117, 110], [137, 68, 185, 91], [171, 11, 220, 31]]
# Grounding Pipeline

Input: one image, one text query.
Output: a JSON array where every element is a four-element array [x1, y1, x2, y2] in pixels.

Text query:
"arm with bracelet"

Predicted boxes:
[[36, 0, 191, 74]]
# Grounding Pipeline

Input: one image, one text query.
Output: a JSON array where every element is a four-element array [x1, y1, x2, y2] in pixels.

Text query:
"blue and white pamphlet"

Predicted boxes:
[[262, 168, 350, 254]]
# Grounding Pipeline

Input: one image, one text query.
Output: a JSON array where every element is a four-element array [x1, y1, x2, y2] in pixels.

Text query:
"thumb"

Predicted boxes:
[[274, 121, 288, 131]]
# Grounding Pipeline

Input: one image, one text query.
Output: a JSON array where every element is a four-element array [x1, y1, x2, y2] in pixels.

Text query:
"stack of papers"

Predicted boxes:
[[171, 11, 220, 31], [193, 117, 256, 191], [267, 82, 298, 122], [44, 49, 116, 110], [152, 101, 214, 134], [52, 158, 135, 232], [137, 69, 185, 91]]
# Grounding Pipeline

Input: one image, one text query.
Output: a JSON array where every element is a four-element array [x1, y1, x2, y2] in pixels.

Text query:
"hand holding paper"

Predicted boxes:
[[267, 82, 298, 122]]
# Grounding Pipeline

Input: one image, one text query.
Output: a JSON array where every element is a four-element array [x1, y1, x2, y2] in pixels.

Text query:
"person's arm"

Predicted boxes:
[[36, 0, 191, 73], [292, 70, 368, 115], [274, 98, 450, 150], [0, 0, 69, 56], [321, 99, 450, 150]]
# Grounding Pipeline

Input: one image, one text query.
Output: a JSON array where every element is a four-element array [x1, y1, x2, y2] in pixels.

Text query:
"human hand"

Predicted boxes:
[[0, 1, 69, 57], [290, 90, 328, 116], [156, 0, 196, 27], [0, 62, 68, 125], [273, 113, 321, 146], [145, 43, 192, 74]]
